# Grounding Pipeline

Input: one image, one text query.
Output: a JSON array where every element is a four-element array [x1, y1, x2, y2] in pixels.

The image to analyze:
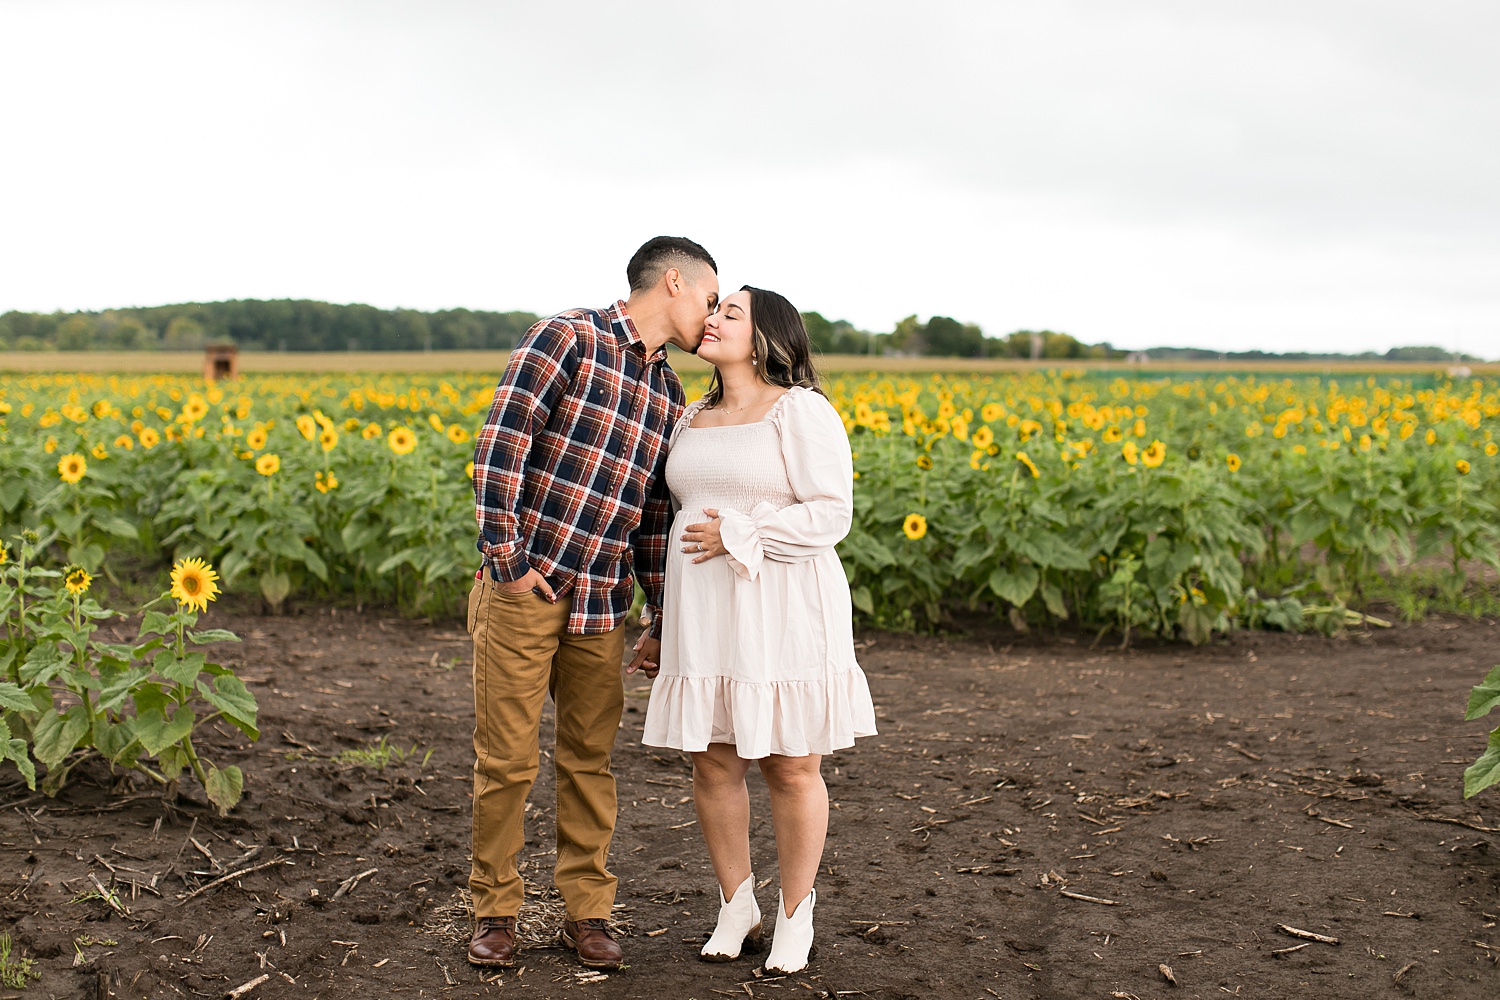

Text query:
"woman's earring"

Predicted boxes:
[[752, 354, 758, 367]]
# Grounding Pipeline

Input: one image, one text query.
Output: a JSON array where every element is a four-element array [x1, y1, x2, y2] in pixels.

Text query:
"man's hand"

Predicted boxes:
[[627, 634, 660, 679], [497, 568, 556, 602]]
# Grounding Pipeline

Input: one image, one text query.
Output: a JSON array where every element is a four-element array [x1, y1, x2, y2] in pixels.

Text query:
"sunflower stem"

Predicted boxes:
[[130, 761, 168, 785], [180, 733, 210, 789], [12, 541, 27, 674]]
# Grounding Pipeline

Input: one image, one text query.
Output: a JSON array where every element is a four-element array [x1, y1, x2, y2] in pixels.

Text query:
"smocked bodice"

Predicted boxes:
[[666, 419, 797, 515]]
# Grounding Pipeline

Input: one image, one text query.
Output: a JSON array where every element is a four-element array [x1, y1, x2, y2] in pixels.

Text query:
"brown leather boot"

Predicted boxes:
[[561, 918, 624, 970], [468, 916, 517, 967]]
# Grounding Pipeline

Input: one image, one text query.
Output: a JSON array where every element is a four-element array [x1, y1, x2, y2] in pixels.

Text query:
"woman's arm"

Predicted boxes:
[[717, 389, 853, 580]]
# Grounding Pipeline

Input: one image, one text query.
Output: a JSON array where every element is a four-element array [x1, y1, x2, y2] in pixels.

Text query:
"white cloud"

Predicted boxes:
[[2, 0, 1496, 355]]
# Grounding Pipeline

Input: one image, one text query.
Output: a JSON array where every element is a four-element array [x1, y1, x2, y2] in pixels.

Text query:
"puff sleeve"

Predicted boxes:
[[716, 388, 853, 580]]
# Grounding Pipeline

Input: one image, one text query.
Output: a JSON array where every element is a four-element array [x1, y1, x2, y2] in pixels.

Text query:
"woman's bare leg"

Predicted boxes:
[[691, 742, 754, 898], [758, 754, 827, 915]]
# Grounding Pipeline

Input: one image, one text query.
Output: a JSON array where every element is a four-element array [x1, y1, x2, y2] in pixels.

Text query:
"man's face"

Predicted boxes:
[[667, 265, 720, 352]]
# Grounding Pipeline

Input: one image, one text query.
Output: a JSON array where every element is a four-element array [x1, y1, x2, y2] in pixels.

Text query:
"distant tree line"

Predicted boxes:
[[0, 300, 541, 352], [803, 312, 1111, 359], [0, 299, 1482, 362], [1138, 345, 1483, 363]]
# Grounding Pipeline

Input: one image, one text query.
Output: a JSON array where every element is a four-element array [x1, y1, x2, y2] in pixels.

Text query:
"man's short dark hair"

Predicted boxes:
[[626, 236, 717, 292]]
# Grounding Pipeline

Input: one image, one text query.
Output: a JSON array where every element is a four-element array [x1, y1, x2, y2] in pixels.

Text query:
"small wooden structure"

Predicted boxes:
[[204, 344, 239, 381]]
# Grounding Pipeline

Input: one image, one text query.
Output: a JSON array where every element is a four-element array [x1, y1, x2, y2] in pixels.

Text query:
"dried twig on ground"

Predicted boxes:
[[1276, 924, 1338, 945], [87, 872, 130, 918], [176, 859, 288, 904], [333, 868, 378, 899], [225, 973, 269, 998]]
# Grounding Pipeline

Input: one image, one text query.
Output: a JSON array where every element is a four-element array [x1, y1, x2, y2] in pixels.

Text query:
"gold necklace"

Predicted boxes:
[[713, 390, 778, 415]]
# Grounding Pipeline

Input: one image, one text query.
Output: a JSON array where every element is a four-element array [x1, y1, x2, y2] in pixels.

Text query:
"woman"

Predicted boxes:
[[637, 285, 877, 975]]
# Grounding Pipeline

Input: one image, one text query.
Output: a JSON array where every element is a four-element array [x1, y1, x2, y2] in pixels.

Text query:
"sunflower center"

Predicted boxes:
[[183, 578, 201, 595]]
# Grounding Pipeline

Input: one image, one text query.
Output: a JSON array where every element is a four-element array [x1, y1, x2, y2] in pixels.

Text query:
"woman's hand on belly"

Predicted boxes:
[[681, 507, 726, 564]]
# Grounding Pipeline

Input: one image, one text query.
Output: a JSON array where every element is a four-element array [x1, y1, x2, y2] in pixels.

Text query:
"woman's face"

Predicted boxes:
[[697, 290, 754, 368]]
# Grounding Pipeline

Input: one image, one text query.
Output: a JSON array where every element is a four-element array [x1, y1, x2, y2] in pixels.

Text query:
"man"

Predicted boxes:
[[466, 237, 719, 970]]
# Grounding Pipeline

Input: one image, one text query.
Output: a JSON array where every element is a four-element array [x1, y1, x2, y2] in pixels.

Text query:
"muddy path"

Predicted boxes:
[[1, 609, 1497, 999]]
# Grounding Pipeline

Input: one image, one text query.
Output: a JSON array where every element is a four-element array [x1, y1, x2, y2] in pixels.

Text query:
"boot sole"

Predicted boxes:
[[764, 943, 818, 975], [466, 952, 516, 969], [701, 924, 765, 962]]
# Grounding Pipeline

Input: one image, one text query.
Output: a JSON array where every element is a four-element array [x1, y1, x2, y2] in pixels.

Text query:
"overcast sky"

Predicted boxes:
[[3, 1, 1497, 355]]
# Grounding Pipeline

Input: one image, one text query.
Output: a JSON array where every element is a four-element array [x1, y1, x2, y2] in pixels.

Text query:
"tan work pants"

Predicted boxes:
[[467, 575, 626, 920]]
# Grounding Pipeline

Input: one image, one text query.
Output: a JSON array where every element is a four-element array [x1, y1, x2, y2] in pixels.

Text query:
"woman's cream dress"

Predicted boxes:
[[642, 387, 877, 759]]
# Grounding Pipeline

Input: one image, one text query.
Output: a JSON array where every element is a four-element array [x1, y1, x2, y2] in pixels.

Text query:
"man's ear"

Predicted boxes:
[[663, 267, 682, 297]]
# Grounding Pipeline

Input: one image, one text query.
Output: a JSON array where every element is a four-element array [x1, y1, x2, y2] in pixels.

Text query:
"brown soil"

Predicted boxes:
[[2, 609, 1498, 1000]]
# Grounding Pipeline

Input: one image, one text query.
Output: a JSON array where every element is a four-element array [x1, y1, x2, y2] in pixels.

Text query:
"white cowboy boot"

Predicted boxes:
[[701, 874, 763, 962], [764, 888, 816, 974]]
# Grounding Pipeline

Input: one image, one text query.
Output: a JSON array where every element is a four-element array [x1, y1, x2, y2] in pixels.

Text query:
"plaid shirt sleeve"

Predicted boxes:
[[472, 318, 578, 582], [634, 452, 673, 638]]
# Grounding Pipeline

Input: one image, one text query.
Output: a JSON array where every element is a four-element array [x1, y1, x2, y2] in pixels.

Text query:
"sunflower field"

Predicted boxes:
[[1, 368, 1497, 644], [834, 370, 1499, 641]]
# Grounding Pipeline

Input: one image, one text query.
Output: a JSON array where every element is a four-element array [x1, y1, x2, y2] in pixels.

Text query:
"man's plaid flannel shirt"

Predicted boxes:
[[472, 300, 681, 635]]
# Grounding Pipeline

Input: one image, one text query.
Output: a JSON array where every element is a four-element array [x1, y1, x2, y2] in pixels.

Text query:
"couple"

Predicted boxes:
[[464, 237, 876, 976]]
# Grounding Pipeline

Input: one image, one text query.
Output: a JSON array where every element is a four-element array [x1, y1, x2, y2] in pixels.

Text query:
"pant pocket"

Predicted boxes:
[[467, 579, 483, 636]]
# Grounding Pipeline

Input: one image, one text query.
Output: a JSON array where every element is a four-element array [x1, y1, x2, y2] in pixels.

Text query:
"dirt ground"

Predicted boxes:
[[1, 607, 1497, 1000]]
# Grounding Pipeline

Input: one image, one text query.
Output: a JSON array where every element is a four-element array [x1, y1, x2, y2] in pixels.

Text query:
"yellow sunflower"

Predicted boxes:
[[465, 460, 476, 480], [970, 425, 994, 450], [1121, 441, 1139, 466], [388, 427, 417, 455], [1015, 450, 1040, 478], [64, 566, 92, 595], [57, 453, 87, 483], [1226, 453, 1242, 472], [315, 470, 339, 493], [255, 453, 281, 476], [362, 422, 383, 440], [319, 428, 338, 452], [246, 427, 268, 450], [296, 414, 317, 441], [0, 541, 8, 565], [180, 394, 209, 422], [428, 413, 446, 433], [138, 427, 161, 449], [91, 442, 108, 459], [1456, 459, 1471, 476], [170, 557, 221, 612], [114, 434, 134, 450], [902, 513, 928, 541], [446, 423, 470, 444], [980, 402, 1003, 423], [1141, 440, 1166, 468], [1486, 442, 1498, 457], [916, 454, 933, 471]]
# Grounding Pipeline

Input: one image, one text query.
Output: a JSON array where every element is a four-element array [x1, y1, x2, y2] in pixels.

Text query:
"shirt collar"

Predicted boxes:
[[607, 300, 668, 364]]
